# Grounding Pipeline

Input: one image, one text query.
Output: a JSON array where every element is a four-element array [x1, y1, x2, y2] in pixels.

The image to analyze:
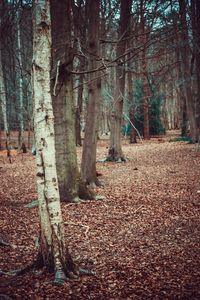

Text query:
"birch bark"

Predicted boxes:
[[32, 0, 77, 282]]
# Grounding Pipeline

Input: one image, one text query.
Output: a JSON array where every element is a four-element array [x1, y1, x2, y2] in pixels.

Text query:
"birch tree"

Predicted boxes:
[[32, 0, 77, 282]]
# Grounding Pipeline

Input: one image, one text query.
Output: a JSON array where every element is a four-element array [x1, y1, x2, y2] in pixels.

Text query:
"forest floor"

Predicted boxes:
[[0, 131, 200, 300]]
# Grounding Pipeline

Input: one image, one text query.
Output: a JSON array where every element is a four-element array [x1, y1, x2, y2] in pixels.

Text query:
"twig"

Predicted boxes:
[[133, 205, 144, 214], [123, 113, 144, 144], [53, 60, 60, 96], [64, 222, 89, 237]]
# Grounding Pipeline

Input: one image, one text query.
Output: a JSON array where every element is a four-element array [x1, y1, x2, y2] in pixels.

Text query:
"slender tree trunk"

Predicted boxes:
[[171, 9, 187, 136], [32, 0, 77, 282], [16, 9, 26, 152], [75, 58, 84, 147], [81, 0, 101, 186], [0, 47, 11, 155], [107, 0, 132, 161], [127, 23, 136, 144], [191, 0, 200, 138], [127, 68, 137, 144], [179, 0, 197, 141], [176, 47, 187, 136], [140, 0, 150, 140], [71, 2, 87, 147]]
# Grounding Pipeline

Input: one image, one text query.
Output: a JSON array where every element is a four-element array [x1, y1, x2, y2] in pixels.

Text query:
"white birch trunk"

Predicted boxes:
[[32, 0, 76, 282]]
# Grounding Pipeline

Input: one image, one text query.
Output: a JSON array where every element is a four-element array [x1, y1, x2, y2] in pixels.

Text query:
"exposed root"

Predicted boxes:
[[0, 257, 41, 277], [94, 195, 105, 201], [70, 197, 81, 203], [78, 179, 95, 200], [96, 158, 107, 163], [79, 268, 96, 276], [0, 240, 16, 249], [0, 294, 13, 300], [24, 200, 38, 208], [86, 178, 104, 188], [105, 156, 127, 162], [54, 270, 66, 285], [53, 267, 95, 285]]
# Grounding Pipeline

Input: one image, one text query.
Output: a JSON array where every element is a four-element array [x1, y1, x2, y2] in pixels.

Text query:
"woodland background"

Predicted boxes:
[[0, 0, 200, 149]]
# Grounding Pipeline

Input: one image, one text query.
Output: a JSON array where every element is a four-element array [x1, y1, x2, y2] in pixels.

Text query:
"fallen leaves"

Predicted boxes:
[[0, 133, 200, 299]]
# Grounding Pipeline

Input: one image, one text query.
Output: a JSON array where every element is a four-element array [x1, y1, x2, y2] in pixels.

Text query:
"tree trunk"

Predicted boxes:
[[127, 22, 137, 144], [16, 9, 26, 152], [50, 0, 80, 202], [81, 0, 101, 186], [71, 3, 86, 147], [140, 0, 150, 140], [50, 0, 94, 201], [107, 0, 132, 161], [176, 45, 187, 136], [32, 0, 77, 282], [75, 69, 84, 146], [0, 46, 11, 155], [191, 0, 200, 138], [179, 0, 197, 141]]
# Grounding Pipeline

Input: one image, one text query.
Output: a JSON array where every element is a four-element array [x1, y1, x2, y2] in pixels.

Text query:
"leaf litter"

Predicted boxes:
[[0, 133, 200, 299]]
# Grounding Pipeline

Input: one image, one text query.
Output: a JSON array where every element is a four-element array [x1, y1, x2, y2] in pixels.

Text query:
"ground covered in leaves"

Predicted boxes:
[[0, 132, 200, 299]]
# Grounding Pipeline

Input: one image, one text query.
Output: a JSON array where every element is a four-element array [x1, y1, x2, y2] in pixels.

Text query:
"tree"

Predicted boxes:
[[0, 2, 12, 156], [71, 1, 87, 147], [0, 46, 11, 157], [140, 0, 150, 140], [127, 15, 137, 144], [81, 0, 102, 186], [50, 0, 80, 202], [107, 0, 132, 161], [178, 0, 197, 142], [50, 0, 94, 202], [191, 0, 200, 140], [16, 8, 26, 152], [32, 0, 77, 282]]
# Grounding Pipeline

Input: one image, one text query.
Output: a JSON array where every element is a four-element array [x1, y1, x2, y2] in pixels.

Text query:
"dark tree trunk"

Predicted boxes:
[[51, 0, 94, 202], [140, 0, 150, 140], [179, 0, 197, 141], [75, 70, 84, 146], [107, 0, 132, 161], [191, 0, 200, 137], [81, 0, 101, 186]]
